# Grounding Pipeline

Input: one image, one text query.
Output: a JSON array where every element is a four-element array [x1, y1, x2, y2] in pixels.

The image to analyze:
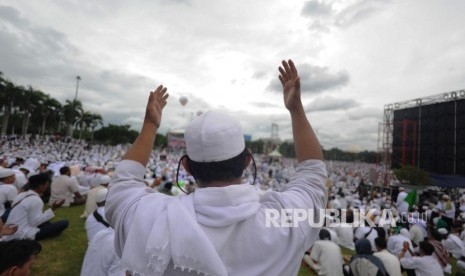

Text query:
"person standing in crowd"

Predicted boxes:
[[438, 195, 455, 229], [0, 239, 42, 275], [106, 59, 327, 275], [3, 173, 68, 241], [49, 166, 85, 207], [0, 167, 18, 222], [396, 187, 409, 217]]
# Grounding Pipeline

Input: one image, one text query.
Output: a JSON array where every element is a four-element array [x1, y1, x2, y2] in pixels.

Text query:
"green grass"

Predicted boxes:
[[31, 205, 87, 276], [29, 206, 465, 276]]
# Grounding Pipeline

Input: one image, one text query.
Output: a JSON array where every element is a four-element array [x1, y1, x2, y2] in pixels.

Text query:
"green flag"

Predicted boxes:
[[404, 189, 417, 209]]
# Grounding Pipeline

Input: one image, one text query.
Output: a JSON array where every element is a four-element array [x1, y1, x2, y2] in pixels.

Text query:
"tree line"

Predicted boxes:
[[1, 73, 380, 159], [0, 72, 104, 140]]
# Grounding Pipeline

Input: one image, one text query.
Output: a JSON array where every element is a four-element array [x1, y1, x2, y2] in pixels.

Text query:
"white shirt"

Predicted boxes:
[[106, 159, 327, 276], [409, 224, 426, 245], [0, 183, 17, 216], [49, 174, 80, 207], [332, 223, 355, 250], [387, 234, 414, 257], [374, 249, 402, 276], [85, 206, 108, 242], [2, 190, 54, 240], [400, 255, 444, 276], [354, 227, 378, 252], [310, 240, 343, 276], [442, 234, 465, 259], [80, 228, 125, 276]]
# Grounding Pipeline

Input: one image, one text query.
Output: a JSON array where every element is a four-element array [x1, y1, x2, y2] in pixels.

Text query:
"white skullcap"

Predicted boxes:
[[99, 175, 111, 185], [185, 111, 245, 162], [0, 167, 15, 178], [23, 158, 40, 172], [95, 188, 108, 204], [437, 228, 448, 235], [14, 172, 28, 189]]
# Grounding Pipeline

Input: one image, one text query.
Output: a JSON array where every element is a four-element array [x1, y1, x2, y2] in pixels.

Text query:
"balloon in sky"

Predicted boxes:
[[179, 96, 188, 107]]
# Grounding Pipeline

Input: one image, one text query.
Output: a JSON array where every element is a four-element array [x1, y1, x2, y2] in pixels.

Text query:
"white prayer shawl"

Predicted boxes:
[[121, 194, 230, 276], [106, 159, 327, 276]]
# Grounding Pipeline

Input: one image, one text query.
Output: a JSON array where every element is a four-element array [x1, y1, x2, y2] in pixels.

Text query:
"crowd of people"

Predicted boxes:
[[1, 138, 465, 275], [1, 60, 465, 276]]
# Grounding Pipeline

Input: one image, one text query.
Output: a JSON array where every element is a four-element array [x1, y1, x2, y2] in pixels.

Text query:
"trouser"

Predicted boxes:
[[35, 220, 69, 240]]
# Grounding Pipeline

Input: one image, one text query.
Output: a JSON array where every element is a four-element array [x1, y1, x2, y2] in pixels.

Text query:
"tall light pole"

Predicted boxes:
[[74, 75, 81, 100]]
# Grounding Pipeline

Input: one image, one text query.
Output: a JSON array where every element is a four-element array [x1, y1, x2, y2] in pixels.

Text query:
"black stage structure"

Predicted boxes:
[[381, 89, 465, 186]]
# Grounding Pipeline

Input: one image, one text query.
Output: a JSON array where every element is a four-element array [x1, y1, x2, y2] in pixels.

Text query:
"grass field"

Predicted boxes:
[[30, 205, 463, 275], [31, 205, 87, 275]]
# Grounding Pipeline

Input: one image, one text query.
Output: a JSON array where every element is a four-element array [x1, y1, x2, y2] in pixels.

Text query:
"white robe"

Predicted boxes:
[[2, 190, 54, 240], [310, 240, 344, 276], [106, 159, 327, 276], [85, 206, 108, 242], [80, 228, 125, 276], [0, 183, 17, 216]]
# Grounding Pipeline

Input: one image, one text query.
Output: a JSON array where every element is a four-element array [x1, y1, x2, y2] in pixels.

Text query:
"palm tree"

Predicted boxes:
[[74, 111, 104, 140], [17, 86, 44, 137], [89, 113, 103, 142], [75, 110, 91, 140], [0, 75, 21, 136], [36, 95, 62, 136], [63, 99, 83, 137]]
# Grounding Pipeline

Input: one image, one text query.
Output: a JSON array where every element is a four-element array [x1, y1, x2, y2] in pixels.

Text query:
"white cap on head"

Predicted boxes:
[[99, 175, 111, 185], [437, 228, 448, 235], [96, 188, 108, 204], [185, 110, 245, 162], [0, 167, 15, 178], [24, 158, 40, 172], [14, 172, 28, 189]]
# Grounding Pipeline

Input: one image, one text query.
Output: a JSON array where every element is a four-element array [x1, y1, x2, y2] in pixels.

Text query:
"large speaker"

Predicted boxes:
[[392, 99, 465, 176]]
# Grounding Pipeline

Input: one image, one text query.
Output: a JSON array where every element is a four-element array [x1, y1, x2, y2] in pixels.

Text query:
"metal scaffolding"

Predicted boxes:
[[380, 88, 465, 185]]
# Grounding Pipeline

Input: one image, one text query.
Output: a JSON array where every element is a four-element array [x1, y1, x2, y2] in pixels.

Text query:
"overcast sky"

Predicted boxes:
[[1, 0, 464, 151]]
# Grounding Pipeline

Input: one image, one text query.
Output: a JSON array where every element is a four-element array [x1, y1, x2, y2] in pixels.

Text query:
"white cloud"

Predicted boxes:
[[306, 96, 359, 112], [1, 0, 464, 151]]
